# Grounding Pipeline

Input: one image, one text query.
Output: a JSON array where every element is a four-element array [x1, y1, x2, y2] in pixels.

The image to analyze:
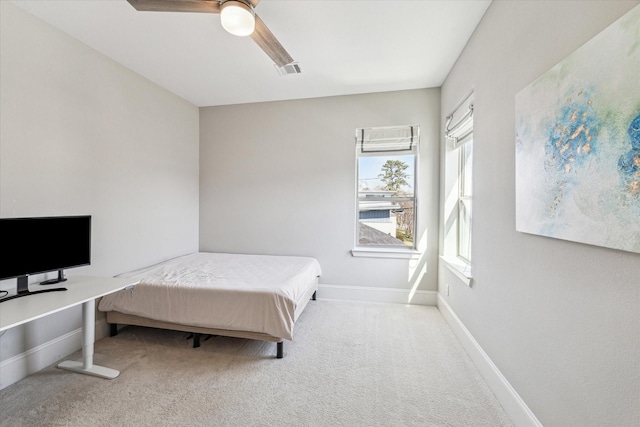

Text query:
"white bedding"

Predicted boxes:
[[98, 252, 321, 340]]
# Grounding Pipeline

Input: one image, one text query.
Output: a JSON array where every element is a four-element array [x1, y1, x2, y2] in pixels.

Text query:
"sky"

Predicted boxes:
[[358, 154, 414, 193]]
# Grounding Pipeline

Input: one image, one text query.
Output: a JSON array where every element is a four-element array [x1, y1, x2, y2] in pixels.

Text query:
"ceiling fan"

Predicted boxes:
[[126, 0, 298, 70]]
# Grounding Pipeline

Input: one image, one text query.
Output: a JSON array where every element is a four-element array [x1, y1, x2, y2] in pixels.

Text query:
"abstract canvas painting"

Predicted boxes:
[[515, 5, 640, 254]]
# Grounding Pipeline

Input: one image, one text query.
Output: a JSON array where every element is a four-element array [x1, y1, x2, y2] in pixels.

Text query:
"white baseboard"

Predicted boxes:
[[0, 319, 110, 390], [318, 284, 437, 305], [437, 294, 543, 427]]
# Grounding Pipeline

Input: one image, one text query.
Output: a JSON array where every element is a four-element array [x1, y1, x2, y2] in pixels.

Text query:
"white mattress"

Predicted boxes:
[[98, 252, 321, 340]]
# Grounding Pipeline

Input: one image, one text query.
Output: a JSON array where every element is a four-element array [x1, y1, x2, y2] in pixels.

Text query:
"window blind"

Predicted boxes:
[[355, 125, 419, 153], [445, 91, 474, 149]]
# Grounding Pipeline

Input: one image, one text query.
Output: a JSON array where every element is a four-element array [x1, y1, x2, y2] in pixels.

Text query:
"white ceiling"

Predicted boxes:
[[10, 0, 491, 107]]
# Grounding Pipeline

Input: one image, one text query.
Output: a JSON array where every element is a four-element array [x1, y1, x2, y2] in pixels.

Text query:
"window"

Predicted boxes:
[[458, 141, 473, 263], [443, 91, 473, 281], [354, 125, 419, 252]]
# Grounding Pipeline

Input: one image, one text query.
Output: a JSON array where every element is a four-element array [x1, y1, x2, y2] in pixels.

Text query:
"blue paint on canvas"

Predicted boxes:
[[618, 115, 640, 203], [542, 88, 602, 217]]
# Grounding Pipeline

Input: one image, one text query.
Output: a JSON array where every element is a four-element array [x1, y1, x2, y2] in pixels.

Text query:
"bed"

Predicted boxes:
[[97, 252, 321, 358]]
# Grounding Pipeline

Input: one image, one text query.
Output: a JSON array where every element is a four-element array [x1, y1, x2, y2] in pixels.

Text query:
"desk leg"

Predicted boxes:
[[57, 299, 120, 379]]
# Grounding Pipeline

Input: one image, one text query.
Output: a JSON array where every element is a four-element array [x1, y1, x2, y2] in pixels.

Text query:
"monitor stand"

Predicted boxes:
[[40, 269, 68, 285], [0, 275, 67, 303]]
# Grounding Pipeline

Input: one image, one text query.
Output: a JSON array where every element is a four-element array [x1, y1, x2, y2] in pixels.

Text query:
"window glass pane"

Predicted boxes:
[[460, 142, 473, 197], [458, 198, 472, 262], [357, 153, 416, 248], [358, 200, 415, 247], [457, 141, 473, 262], [358, 155, 415, 198]]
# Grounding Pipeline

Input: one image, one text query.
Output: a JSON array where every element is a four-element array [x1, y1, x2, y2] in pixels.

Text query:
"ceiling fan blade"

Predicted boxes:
[[247, 0, 261, 7], [126, 0, 221, 14], [250, 14, 294, 68]]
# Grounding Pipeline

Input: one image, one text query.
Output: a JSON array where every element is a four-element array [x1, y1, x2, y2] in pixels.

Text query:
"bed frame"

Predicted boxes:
[[107, 290, 317, 359]]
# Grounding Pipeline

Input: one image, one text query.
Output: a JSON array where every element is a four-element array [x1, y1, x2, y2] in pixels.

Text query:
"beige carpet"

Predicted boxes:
[[0, 300, 512, 427]]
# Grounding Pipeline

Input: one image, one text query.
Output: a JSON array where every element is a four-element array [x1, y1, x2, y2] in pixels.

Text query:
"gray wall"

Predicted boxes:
[[439, 1, 640, 426], [200, 89, 440, 294], [0, 3, 199, 364]]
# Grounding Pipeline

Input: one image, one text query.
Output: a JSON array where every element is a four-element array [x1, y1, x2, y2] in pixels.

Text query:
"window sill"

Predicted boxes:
[[440, 256, 472, 287], [351, 247, 421, 260]]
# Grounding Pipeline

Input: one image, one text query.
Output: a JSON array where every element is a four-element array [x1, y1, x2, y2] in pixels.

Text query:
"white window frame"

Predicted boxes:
[[352, 125, 421, 259], [441, 91, 473, 283]]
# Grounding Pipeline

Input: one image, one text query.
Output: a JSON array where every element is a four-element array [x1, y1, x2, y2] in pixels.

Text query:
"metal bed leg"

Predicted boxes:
[[193, 333, 201, 348], [109, 323, 118, 337], [276, 341, 283, 359], [312, 291, 316, 301]]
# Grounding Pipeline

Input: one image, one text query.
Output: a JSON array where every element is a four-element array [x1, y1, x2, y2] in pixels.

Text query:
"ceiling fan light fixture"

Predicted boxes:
[[220, 0, 255, 37]]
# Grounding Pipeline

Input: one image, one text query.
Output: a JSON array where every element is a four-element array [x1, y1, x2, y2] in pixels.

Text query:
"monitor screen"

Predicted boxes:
[[0, 216, 91, 281]]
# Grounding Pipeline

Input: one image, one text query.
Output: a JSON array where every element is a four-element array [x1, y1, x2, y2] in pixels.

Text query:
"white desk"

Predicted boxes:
[[0, 276, 138, 379]]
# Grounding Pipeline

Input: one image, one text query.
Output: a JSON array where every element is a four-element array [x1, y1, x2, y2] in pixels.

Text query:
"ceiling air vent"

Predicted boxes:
[[275, 62, 302, 76]]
